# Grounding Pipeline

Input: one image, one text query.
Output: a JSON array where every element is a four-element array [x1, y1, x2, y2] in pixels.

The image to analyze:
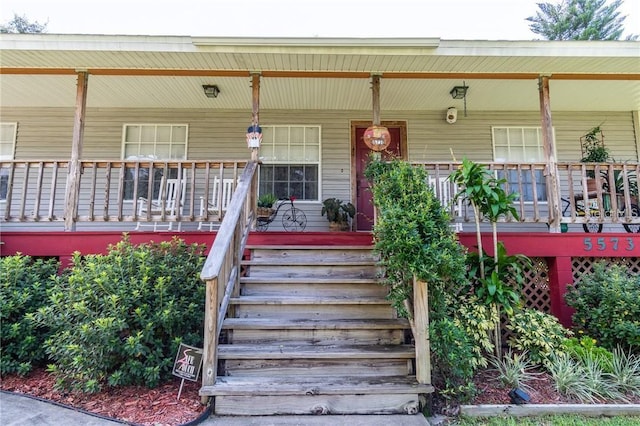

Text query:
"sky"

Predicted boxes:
[[1, 0, 638, 40]]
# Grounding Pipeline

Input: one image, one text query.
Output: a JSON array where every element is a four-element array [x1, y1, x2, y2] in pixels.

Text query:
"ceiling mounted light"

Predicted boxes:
[[202, 84, 220, 98], [449, 84, 469, 100]]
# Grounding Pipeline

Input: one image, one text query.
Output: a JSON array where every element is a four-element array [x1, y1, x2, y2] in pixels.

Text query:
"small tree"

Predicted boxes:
[[450, 158, 524, 355], [0, 14, 48, 34], [527, 0, 638, 40]]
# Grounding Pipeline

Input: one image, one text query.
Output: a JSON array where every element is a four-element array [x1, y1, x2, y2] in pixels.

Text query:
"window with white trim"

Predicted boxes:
[[259, 125, 320, 201], [0, 122, 17, 201], [492, 126, 548, 202], [121, 124, 188, 200]]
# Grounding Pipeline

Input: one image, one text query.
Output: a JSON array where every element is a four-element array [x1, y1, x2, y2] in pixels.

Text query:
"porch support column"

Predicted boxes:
[[64, 71, 89, 231], [250, 73, 260, 162], [371, 74, 381, 125], [547, 256, 574, 327], [632, 111, 640, 161], [538, 75, 561, 233]]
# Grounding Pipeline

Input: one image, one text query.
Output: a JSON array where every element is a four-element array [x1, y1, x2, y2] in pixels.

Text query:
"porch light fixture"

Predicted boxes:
[[449, 84, 469, 100], [202, 85, 220, 98], [449, 81, 469, 117]]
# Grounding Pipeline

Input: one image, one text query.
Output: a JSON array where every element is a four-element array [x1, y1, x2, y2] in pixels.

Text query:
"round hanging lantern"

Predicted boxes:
[[363, 125, 391, 151], [246, 124, 262, 148]]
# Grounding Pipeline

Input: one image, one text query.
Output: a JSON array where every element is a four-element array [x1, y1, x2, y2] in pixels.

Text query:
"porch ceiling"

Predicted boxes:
[[1, 35, 639, 112]]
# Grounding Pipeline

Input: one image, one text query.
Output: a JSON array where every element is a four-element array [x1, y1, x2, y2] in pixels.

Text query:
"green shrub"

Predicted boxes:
[[565, 262, 640, 352], [506, 308, 571, 365], [0, 254, 59, 375], [546, 353, 599, 403], [563, 335, 614, 373], [364, 158, 468, 321], [365, 158, 472, 401], [430, 317, 477, 402], [37, 235, 206, 392], [489, 350, 540, 393], [452, 295, 498, 369]]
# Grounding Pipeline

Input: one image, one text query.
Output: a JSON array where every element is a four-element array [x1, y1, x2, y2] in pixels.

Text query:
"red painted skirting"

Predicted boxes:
[[1, 231, 638, 328]]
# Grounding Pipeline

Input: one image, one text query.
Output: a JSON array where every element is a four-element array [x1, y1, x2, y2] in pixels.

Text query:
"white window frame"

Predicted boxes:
[[121, 123, 188, 160], [491, 126, 553, 203], [121, 123, 189, 201], [0, 122, 17, 201], [0, 122, 17, 161], [258, 125, 322, 202]]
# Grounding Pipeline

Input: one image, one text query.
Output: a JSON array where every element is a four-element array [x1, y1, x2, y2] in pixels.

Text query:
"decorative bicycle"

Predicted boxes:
[[256, 196, 307, 232], [562, 196, 640, 233]]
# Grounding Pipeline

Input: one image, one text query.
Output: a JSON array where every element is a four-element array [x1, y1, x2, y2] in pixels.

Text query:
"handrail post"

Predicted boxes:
[[201, 277, 219, 404], [413, 276, 431, 384]]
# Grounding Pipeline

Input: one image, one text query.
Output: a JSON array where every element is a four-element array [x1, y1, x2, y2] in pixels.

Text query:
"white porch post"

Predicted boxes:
[[538, 75, 562, 233], [64, 71, 89, 231]]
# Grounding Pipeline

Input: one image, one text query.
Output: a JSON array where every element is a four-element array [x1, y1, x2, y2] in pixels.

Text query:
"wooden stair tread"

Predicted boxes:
[[242, 259, 378, 266], [222, 318, 409, 330], [246, 245, 374, 250], [218, 344, 415, 359], [229, 296, 389, 305], [240, 277, 381, 284], [200, 375, 433, 396]]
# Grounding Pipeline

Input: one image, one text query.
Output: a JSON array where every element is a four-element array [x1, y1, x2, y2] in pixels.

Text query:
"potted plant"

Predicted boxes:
[[321, 197, 355, 231], [580, 126, 609, 190], [257, 193, 277, 218]]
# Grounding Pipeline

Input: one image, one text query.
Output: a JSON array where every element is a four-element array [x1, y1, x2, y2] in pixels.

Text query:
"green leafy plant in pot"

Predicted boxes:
[[580, 126, 609, 187], [321, 197, 355, 231], [257, 193, 277, 217]]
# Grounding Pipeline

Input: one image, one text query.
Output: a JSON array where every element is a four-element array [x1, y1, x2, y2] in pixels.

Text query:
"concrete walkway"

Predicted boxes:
[[0, 391, 431, 426]]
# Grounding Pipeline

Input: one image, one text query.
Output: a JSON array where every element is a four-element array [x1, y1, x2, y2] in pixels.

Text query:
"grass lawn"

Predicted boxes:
[[455, 415, 640, 425]]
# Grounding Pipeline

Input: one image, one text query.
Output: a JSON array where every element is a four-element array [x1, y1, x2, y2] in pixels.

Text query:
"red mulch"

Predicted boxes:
[[471, 367, 640, 405], [0, 368, 208, 426], [2, 367, 639, 425]]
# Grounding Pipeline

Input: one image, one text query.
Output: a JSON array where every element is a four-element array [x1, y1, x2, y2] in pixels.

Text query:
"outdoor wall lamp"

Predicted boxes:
[[202, 85, 220, 98], [449, 84, 469, 100]]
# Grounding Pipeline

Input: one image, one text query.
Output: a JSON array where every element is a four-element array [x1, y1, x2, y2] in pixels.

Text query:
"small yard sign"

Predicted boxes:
[[172, 343, 203, 381], [172, 343, 203, 399]]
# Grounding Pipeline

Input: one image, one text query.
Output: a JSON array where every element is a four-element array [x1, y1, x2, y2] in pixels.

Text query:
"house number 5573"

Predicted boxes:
[[583, 237, 635, 252]]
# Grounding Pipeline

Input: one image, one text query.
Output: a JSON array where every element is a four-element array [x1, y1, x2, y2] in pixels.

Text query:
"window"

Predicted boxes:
[[0, 123, 17, 201], [121, 124, 188, 200], [259, 125, 320, 201], [492, 126, 548, 202]]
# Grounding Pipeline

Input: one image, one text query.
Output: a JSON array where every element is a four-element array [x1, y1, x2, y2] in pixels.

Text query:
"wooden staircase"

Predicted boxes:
[[200, 245, 433, 415]]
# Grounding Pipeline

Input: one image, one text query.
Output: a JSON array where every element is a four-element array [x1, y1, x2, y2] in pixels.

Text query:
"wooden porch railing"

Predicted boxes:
[[198, 161, 258, 404], [1, 159, 637, 231], [0, 160, 247, 229], [411, 161, 639, 231]]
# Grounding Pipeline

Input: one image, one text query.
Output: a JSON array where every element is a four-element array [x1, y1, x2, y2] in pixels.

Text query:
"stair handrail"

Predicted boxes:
[[199, 160, 258, 398]]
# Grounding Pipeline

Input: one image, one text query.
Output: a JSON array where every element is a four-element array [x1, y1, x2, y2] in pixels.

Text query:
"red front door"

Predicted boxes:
[[354, 124, 403, 231]]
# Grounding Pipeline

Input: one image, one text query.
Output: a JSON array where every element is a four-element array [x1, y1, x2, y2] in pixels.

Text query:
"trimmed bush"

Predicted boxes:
[[506, 308, 571, 365], [37, 235, 206, 392], [0, 254, 59, 375], [565, 262, 640, 352]]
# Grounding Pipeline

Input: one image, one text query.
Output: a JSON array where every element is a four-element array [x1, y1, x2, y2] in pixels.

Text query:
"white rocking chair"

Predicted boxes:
[[428, 175, 463, 232], [198, 176, 235, 231], [135, 173, 186, 231]]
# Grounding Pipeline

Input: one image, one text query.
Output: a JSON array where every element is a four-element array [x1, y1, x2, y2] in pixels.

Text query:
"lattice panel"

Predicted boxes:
[[520, 257, 551, 312], [572, 257, 640, 284], [501, 257, 550, 344]]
